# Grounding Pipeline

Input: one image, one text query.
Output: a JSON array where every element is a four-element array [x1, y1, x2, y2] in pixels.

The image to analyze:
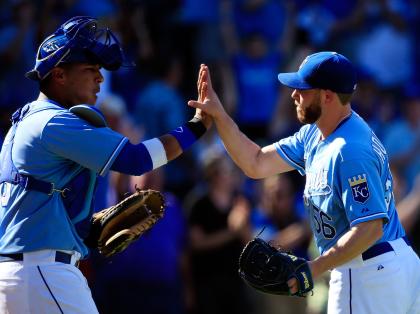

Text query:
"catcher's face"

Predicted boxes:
[[291, 89, 322, 124], [57, 63, 104, 106]]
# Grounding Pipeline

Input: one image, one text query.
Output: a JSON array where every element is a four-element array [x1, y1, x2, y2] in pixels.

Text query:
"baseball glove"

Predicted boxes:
[[85, 189, 165, 257], [238, 238, 313, 297]]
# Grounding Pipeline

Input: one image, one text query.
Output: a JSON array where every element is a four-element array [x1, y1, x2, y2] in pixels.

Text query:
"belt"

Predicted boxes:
[[362, 236, 410, 261], [0, 251, 77, 266]]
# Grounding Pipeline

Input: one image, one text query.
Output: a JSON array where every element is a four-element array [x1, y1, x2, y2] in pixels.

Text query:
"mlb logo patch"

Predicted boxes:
[[348, 174, 370, 203]]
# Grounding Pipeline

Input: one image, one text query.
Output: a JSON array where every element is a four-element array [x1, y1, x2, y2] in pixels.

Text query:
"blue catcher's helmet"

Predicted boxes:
[[26, 16, 129, 81]]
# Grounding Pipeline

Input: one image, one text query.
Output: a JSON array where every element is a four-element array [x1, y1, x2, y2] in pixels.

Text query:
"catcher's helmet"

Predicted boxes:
[[26, 16, 130, 81]]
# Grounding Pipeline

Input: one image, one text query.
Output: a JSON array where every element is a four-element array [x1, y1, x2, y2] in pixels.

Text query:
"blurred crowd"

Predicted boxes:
[[1, 0, 419, 313]]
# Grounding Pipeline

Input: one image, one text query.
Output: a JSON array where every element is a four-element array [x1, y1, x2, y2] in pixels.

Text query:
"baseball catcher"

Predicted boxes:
[[238, 238, 313, 297], [85, 188, 165, 257]]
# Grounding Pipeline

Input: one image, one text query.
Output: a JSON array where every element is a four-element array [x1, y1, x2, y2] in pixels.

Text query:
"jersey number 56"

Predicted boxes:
[[312, 204, 336, 239]]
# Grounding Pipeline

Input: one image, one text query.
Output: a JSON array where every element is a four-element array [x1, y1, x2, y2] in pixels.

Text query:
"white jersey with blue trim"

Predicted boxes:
[[0, 100, 128, 257], [274, 111, 405, 254]]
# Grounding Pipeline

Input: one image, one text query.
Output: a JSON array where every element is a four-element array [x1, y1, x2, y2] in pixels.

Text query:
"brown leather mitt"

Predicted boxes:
[[85, 189, 165, 257]]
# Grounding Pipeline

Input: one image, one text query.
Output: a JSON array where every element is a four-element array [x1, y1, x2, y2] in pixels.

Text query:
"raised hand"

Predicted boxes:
[[189, 64, 226, 122], [197, 64, 207, 103], [193, 64, 213, 129]]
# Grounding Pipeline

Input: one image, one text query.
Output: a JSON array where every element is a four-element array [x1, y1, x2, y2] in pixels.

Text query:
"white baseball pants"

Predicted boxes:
[[0, 250, 98, 314], [328, 237, 420, 314]]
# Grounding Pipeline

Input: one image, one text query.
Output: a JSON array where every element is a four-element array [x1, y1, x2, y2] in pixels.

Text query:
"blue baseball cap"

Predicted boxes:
[[277, 51, 357, 94]]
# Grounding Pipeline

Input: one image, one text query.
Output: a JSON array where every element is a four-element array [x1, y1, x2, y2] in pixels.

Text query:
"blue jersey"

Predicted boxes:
[[275, 111, 405, 254], [0, 100, 127, 257]]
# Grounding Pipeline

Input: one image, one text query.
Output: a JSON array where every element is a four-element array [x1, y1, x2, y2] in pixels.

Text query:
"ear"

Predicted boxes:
[[323, 90, 336, 105], [50, 67, 66, 85]]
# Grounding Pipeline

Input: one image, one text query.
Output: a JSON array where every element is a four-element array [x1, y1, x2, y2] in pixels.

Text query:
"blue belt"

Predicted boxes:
[[0, 251, 74, 265], [362, 236, 410, 261]]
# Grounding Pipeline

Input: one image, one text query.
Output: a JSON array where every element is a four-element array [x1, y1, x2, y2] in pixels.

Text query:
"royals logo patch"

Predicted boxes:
[[348, 174, 370, 203]]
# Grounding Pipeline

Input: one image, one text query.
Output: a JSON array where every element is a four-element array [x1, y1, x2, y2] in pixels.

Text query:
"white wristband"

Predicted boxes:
[[142, 138, 168, 169]]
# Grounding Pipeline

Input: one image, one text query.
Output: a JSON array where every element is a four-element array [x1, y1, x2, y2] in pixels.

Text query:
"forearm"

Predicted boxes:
[[163, 114, 209, 161], [310, 219, 383, 279], [213, 112, 293, 178], [112, 116, 207, 175], [213, 112, 266, 178], [159, 134, 182, 162]]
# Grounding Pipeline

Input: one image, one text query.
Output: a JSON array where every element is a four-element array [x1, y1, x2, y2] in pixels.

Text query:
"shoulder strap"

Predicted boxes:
[[0, 104, 31, 184], [0, 104, 67, 196]]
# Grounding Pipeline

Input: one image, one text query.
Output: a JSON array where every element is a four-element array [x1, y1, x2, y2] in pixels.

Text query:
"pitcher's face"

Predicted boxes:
[[291, 89, 322, 124]]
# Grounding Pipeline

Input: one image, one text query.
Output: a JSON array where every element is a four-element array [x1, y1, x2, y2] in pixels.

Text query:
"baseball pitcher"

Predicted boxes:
[[189, 52, 420, 314]]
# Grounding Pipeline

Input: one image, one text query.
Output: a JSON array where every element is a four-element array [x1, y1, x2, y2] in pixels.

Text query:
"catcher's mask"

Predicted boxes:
[[26, 16, 132, 81]]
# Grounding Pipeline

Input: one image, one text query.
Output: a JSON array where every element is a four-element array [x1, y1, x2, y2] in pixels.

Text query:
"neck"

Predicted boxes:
[[316, 104, 351, 139], [37, 92, 72, 109]]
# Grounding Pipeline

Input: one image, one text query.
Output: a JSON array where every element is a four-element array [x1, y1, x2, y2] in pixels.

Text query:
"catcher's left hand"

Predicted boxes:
[[84, 188, 165, 257], [238, 238, 313, 297]]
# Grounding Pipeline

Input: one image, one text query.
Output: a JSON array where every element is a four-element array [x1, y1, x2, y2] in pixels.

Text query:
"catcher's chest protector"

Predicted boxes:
[[0, 105, 31, 186], [0, 105, 98, 238]]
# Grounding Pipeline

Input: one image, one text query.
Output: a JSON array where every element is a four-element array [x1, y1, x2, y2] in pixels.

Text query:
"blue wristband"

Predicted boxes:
[[169, 120, 206, 151]]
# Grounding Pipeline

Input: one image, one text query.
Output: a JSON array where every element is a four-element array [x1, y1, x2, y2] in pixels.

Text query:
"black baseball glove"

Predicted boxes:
[[85, 189, 165, 257], [238, 238, 313, 297]]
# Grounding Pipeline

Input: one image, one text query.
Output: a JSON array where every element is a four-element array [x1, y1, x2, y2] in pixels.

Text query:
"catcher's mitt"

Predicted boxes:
[[85, 189, 165, 257], [238, 238, 313, 297]]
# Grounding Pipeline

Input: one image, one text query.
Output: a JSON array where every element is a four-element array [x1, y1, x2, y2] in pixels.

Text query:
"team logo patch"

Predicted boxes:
[[348, 174, 370, 203]]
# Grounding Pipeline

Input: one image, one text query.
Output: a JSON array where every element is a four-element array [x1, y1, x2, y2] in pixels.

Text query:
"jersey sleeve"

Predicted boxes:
[[273, 125, 310, 175], [338, 158, 389, 227], [41, 113, 128, 176]]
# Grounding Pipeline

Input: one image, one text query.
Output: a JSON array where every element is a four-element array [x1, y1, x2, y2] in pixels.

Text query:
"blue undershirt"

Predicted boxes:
[[111, 142, 153, 176]]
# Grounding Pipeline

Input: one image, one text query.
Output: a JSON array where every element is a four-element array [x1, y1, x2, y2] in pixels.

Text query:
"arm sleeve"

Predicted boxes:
[[110, 142, 153, 175], [338, 158, 389, 227]]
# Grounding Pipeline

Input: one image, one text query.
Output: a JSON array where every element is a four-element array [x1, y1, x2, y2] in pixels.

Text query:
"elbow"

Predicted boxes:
[[243, 166, 266, 179], [242, 155, 266, 179], [243, 168, 260, 179]]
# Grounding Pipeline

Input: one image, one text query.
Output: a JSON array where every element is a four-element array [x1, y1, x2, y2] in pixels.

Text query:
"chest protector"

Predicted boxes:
[[0, 104, 107, 239]]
